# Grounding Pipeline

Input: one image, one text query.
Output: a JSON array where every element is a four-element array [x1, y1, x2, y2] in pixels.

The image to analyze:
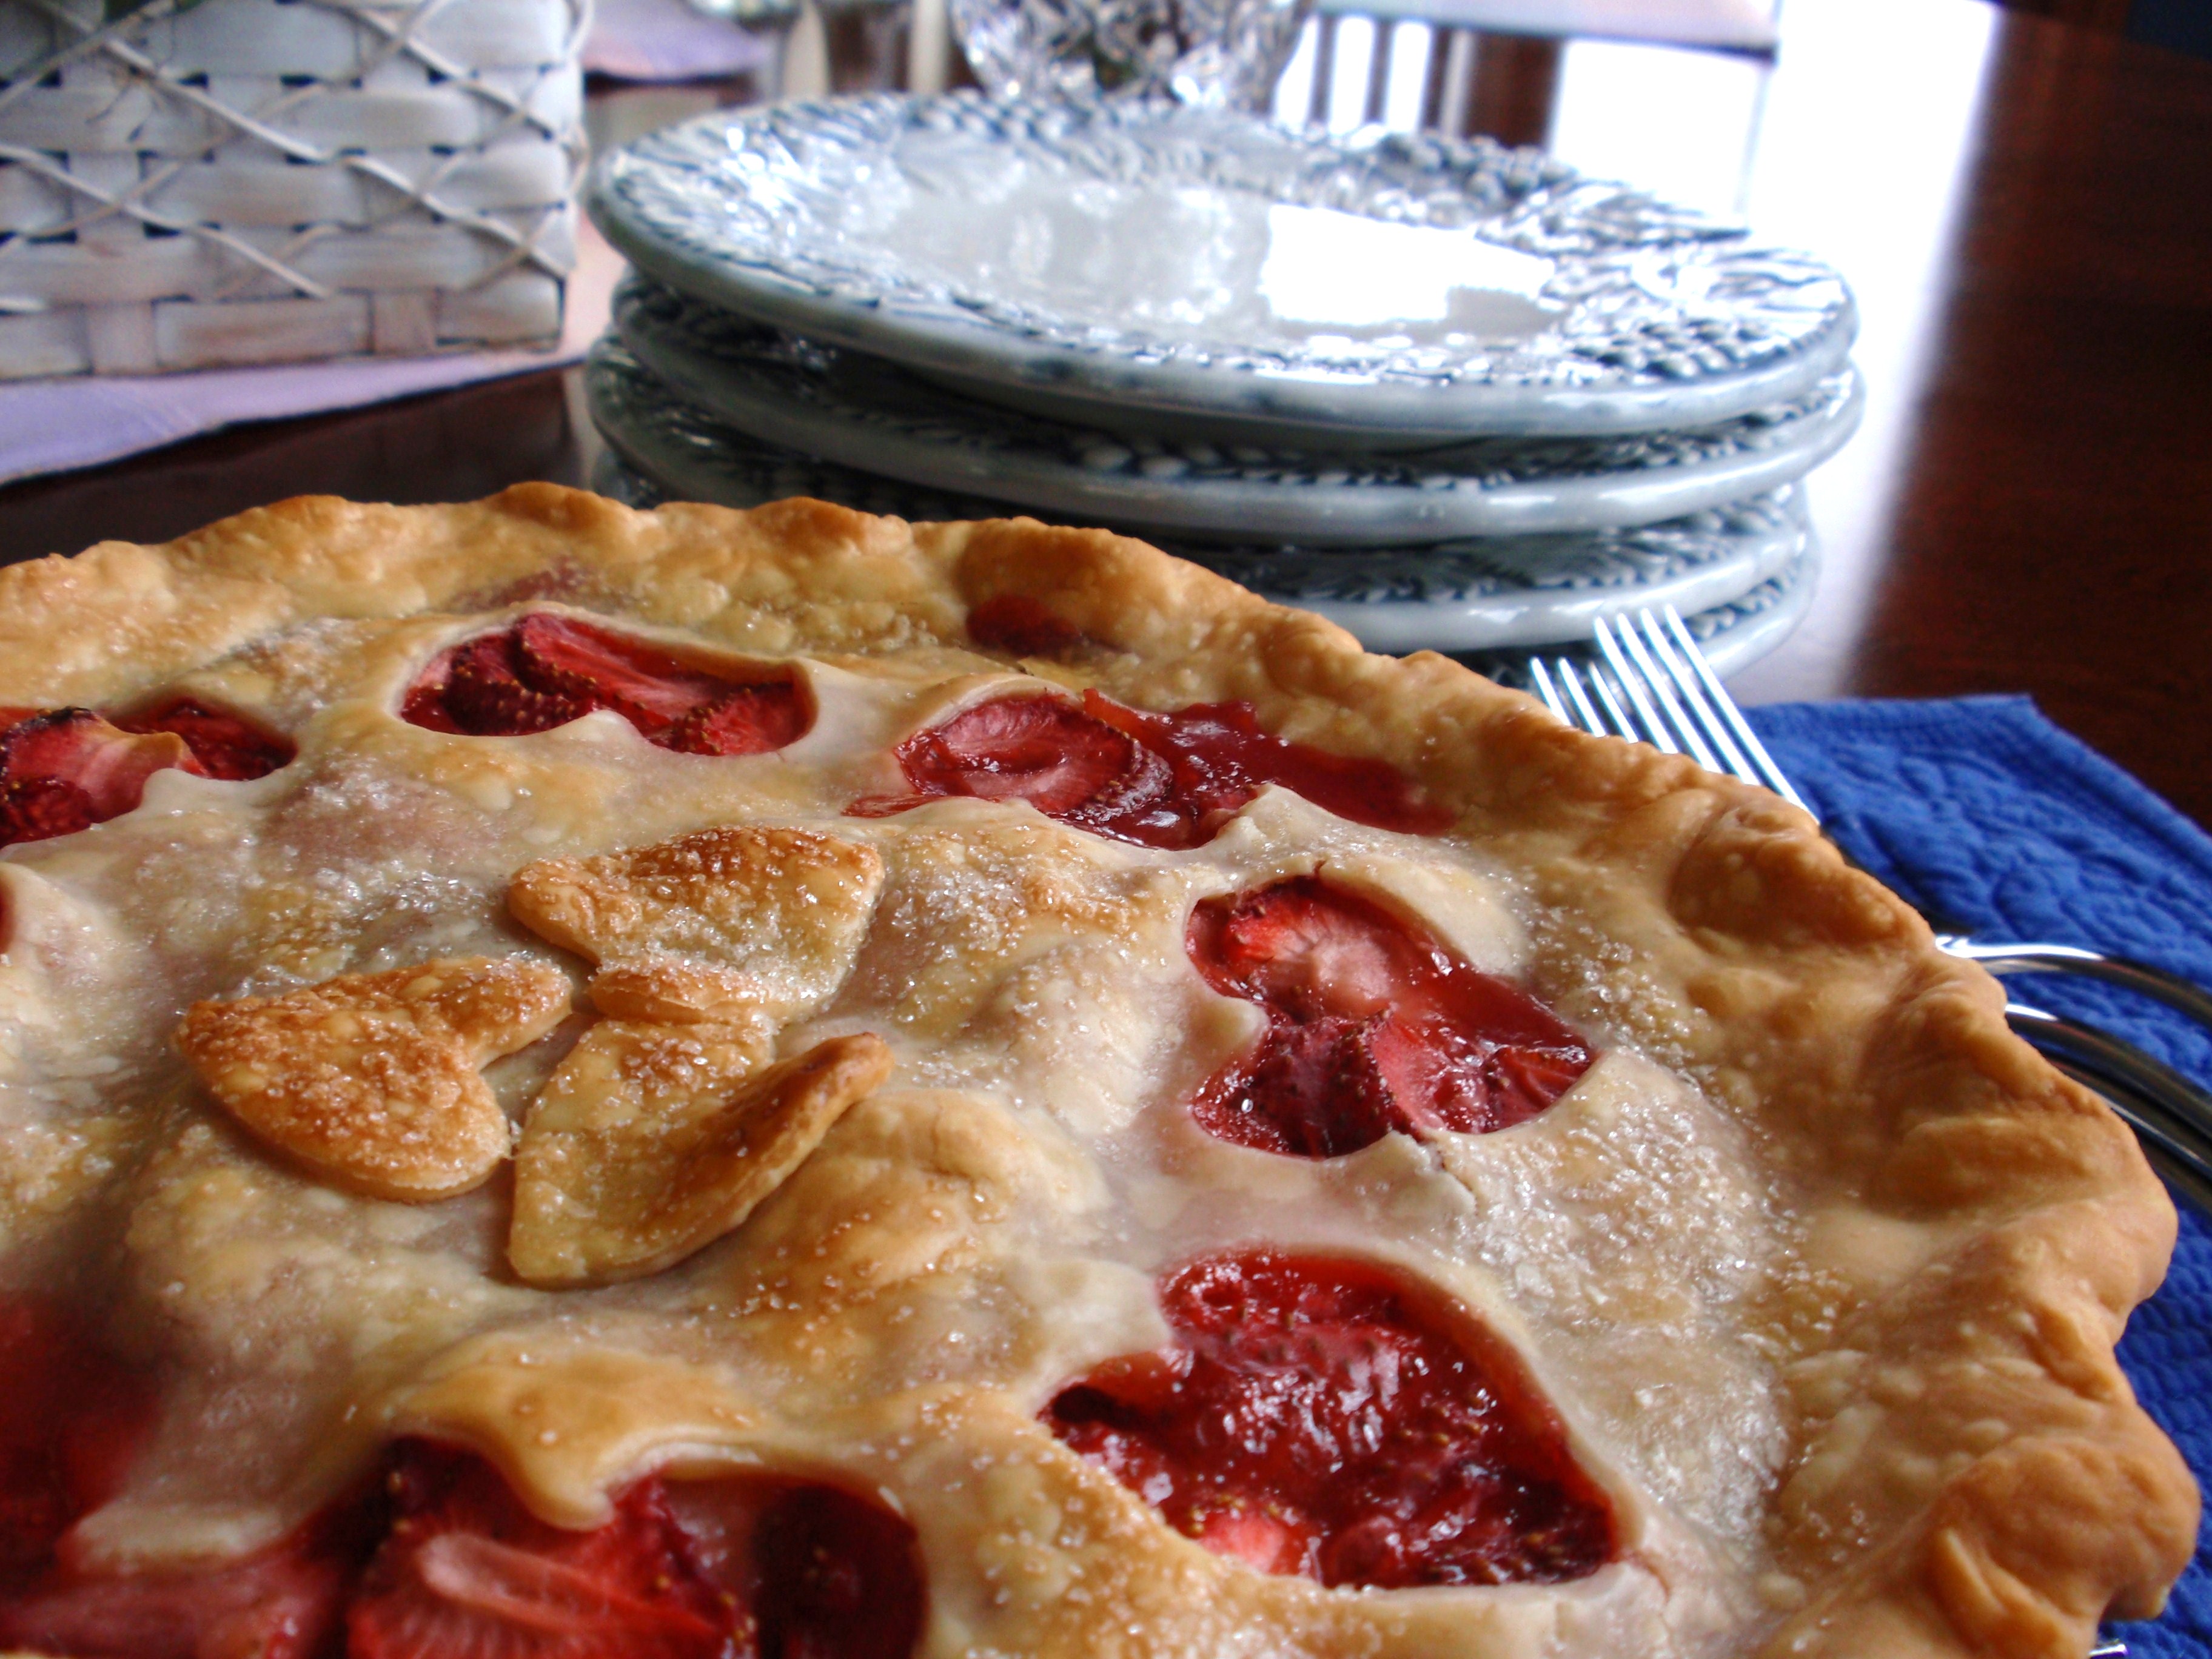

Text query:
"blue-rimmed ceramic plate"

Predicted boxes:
[[1453, 551, 1819, 686], [589, 94, 1858, 446], [609, 276, 1862, 545], [586, 336, 1818, 666], [1191, 492, 1813, 654]]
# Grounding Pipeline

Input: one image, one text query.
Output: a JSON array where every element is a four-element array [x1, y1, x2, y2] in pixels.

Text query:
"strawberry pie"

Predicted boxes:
[[0, 486, 2192, 1659]]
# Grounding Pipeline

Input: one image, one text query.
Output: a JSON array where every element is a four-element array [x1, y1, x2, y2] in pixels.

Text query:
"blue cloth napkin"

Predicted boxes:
[[1745, 696, 2212, 1654]]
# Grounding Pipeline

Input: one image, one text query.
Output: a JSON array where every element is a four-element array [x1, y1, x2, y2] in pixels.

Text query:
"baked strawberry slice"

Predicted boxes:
[[1194, 1014, 1407, 1159], [2, 708, 191, 789], [850, 690, 1446, 850], [512, 614, 732, 734], [1186, 879, 1592, 1156], [0, 699, 287, 847], [865, 695, 1145, 817], [399, 680, 468, 735], [1190, 877, 1439, 1023], [1079, 693, 1258, 838], [1081, 691, 1452, 842], [1050, 1403, 1319, 1575], [748, 1483, 926, 1659], [662, 682, 810, 757], [665, 1476, 925, 1659], [1381, 1003, 1596, 1136], [1044, 1252, 1618, 1590], [1054, 737, 1177, 842], [438, 634, 598, 737], [0, 1537, 349, 1659], [0, 775, 96, 848], [115, 699, 294, 782], [0, 1297, 156, 1589], [347, 1442, 732, 1659], [1, 708, 201, 822], [404, 616, 814, 757]]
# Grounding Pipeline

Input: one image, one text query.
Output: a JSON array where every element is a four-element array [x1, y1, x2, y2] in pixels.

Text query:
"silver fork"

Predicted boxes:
[[1530, 608, 2212, 1219]]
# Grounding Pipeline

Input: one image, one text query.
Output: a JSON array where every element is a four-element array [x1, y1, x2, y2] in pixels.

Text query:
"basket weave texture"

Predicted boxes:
[[0, 0, 588, 378]]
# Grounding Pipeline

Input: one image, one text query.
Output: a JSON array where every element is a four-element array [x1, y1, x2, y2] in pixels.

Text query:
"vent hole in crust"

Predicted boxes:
[[113, 700, 297, 783], [0, 1295, 159, 1592], [0, 699, 295, 850], [1044, 1250, 1618, 1589], [0, 1435, 925, 1659], [1185, 876, 1592, 1157], [402, 614, 811, 756], [847, 690, 1446, 850]]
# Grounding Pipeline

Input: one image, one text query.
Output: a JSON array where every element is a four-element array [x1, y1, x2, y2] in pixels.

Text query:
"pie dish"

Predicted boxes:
[[0, 484, 2192, 1659]]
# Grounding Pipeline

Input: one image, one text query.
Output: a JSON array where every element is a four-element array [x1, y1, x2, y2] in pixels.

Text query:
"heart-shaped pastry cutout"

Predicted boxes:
[[178, 957, 571, 1202], [511, 1028, 893, 1286], [509, 826, 884, 1025]]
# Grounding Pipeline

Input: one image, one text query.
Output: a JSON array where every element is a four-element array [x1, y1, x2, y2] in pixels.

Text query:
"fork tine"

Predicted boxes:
[[1527, 657, 1571, 723], [1655, 606, 1810, 812], [1555, 659, 1618, 737], [1578, 659, 1642, 740], [1618, 612, 1723, 770], [1591, 617, 1680, 754], [1638, 611, 1760, 780]]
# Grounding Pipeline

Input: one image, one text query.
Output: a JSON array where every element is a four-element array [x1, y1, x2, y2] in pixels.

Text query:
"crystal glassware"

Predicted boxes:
[[949, 0, 1310, 111]]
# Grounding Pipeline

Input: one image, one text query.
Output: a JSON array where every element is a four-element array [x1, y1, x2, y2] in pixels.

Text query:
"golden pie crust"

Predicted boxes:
[[0, 484, 2193, 1658]]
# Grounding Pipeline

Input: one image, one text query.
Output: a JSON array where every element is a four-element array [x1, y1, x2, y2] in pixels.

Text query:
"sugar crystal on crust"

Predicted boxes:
[[175, 956, 571, 1202], [507, 826, 885, 1023], [510, 1024, 893, 1286]]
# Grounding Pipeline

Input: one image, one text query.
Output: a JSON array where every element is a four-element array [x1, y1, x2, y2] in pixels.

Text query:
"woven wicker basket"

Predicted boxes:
[[0, 0, 588, 378]]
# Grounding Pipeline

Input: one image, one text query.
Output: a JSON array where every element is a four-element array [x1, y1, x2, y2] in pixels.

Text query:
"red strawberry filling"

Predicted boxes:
[[0, 1297, 158, 1590], [1, 711, 192, 819], [402, 614, 810, 756], [0, 700, 294, 851], [0, 1535, 358, 1659], [0, 775, 96, 848], [0, 712, 187, 851], [0, 1289, 355, 1658], [347, 1444, 732, 1659], [848, 690, 1447, 850], [664, 1478, 926, 1659], [1187, 877, 1592, 1157], [856, 694, 1153, 819], [1044, 1251, 1618, 1589], [0, 1399, 924, 1659], [114, 700, 297, 783]]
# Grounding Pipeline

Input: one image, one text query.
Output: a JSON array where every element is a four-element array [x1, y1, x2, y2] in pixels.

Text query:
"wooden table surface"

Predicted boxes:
[[2, 0, 2208, 823]]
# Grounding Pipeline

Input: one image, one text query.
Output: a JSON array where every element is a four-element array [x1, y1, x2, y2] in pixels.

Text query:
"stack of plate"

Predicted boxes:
[[585, 94, 1862, 675]]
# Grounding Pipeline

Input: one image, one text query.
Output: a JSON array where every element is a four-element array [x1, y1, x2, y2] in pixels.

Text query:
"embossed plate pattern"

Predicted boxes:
[[1192, 494, 1813, 653], [1454, 552, 1819, 685], [589, 94, 1859, 444], [587, 338, 1818, 664], [610, 277, 1862, 546]]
